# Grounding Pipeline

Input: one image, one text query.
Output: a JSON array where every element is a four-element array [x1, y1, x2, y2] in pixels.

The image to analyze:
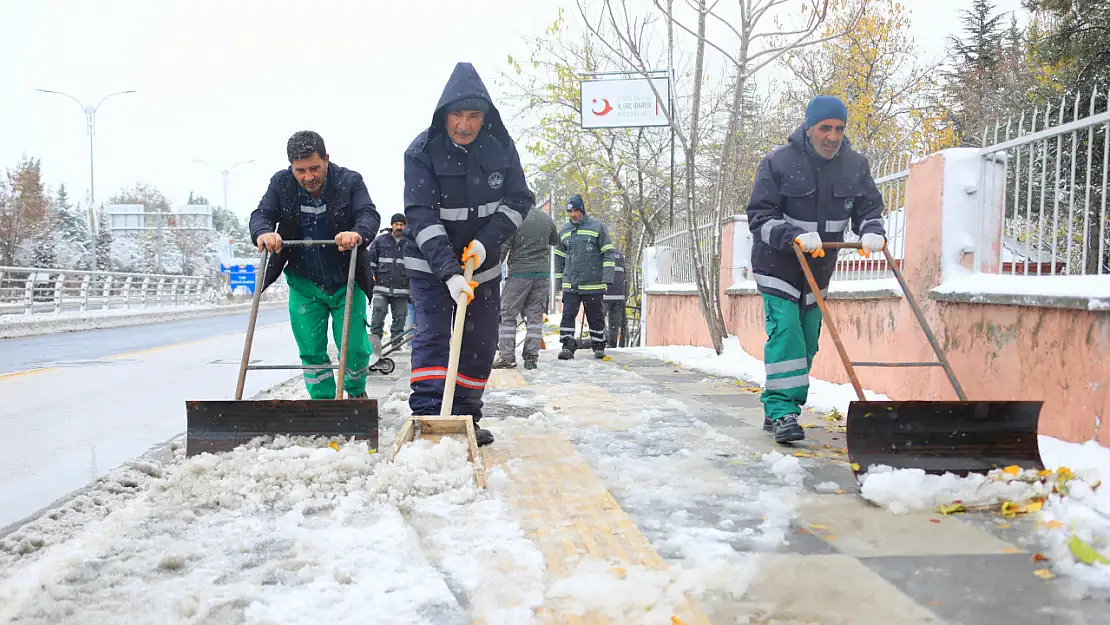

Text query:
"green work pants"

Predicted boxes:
[[760, 293, 822, 420], [285, 271, 371, 399]]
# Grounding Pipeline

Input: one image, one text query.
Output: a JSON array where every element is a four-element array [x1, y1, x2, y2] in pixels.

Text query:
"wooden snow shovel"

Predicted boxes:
[[185, 239, 379, 457], [390, 255, 486, 488], [793, 240, 1044, 477]]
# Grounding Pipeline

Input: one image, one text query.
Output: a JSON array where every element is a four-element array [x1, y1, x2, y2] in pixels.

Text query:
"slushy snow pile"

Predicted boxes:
[[858, 435, 1110, 591], [626, 335, 890, 414], [0, 434, 539, 625]]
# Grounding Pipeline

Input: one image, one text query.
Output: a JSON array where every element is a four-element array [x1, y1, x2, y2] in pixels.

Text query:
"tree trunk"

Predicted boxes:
[[683, 0, 725, 354]]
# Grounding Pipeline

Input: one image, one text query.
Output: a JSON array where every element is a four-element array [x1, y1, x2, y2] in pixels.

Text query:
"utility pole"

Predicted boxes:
[[190, 159, 257, 213], [34, 88, 137, 264]]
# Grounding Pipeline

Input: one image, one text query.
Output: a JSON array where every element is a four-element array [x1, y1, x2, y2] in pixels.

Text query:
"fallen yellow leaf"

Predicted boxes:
[[850, 463, 861, 472], [1000, 500, 1043, 518], [1033, 568, 1056, 580], [1003, 465, 1021, 476], [834, 489, 848, 495], [1045, 520, 1065, 529], [1032, 553, 1049, 562], [328, 441, 340, 451], [825, 534, 837, 541], [808, 524, 829, 530], [938, 503, 966, 515], [1038, 469, 1054, 477], [1066, 535, 1110, 566], [603, 355, 612, 361], [672, 618, 687, 625], [1001, 547, 1023, 554]]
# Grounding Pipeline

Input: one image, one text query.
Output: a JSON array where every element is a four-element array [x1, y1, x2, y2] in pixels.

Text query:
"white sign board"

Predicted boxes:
[[580, 77, 670, 129]]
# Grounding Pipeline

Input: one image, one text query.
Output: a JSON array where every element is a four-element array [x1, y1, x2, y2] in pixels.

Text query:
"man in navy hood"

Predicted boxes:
[[746, 95, 886, 444], [402, 62, 534, 446]]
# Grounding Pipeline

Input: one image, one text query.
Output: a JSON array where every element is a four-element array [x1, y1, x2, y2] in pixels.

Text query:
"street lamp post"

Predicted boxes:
[[35, 88, 137, 262], [189, 159, 256, 214]]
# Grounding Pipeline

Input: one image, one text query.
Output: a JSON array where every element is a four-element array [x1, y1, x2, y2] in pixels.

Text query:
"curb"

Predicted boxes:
[[0, 300, 288, 339]]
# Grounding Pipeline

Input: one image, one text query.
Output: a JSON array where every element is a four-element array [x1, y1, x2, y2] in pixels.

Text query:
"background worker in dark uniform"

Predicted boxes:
[[402, 62, 533, 447], [250, 130, 380, 399], [747, 95, 886, 444], [602, 247, 627, 348], [366, 212, 410, 359], [554, 194, 615, 360]]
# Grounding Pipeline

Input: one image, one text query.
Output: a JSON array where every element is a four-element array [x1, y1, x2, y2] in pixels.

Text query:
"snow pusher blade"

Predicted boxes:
[[185, 240, 379, 458], [794, 241, 1044, 477], [389, 256, 486, 488]]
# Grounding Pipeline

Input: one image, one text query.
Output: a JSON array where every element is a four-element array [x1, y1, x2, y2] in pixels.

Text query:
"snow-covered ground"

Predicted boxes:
[[0, 322, 300, 528], [857, 437, 1110, 594], [0, 300, 286, 339], [623, 335, 1110, 594], [0, 343, 809, 624]]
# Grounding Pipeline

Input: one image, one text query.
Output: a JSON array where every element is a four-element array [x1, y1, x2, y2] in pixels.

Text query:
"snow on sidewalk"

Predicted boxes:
[[857, 436, 1110, 593], [0, 428, 540, 624], [623, 337, 1110, 593], [0, 362, 813, 624], [625, 335, 890, 415]]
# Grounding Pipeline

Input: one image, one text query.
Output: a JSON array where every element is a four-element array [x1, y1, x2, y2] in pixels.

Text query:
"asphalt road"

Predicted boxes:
[[0, 308, 288, 376]]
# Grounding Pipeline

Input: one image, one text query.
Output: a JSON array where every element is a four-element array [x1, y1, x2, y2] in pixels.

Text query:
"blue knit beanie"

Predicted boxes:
[[805, 95, 848, 130], [566, 194, 585, 211]]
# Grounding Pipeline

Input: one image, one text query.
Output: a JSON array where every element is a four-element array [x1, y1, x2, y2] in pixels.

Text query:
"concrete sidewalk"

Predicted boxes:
[[374, 344, 1105, 624]]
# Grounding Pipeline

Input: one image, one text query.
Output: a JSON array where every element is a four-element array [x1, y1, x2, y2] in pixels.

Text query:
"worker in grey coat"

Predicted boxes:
[[494, 202, 559, 370]]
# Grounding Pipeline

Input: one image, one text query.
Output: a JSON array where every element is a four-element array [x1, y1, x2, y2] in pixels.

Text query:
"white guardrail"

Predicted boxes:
[[0, 266, 210, 316]]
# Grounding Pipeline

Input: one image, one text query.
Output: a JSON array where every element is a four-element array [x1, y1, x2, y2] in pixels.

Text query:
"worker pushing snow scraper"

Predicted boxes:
[[249, 130, 381, 400], [746, 95, 887, 444], [401, 61, 534, 448]]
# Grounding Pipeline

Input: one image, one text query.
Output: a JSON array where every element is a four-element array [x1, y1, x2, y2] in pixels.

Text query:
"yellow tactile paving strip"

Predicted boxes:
[[472, 370, 711, 624]]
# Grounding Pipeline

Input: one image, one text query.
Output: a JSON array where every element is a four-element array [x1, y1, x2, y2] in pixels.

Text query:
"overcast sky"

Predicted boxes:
[[2, 0, 1026, 227]]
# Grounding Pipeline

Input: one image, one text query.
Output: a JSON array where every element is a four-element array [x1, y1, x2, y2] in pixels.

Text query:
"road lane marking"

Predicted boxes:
[[0, 321, 290, 379]]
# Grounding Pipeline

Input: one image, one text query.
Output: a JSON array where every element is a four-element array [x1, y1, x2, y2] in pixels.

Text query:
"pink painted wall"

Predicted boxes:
[[646, 154, 1110, 445]]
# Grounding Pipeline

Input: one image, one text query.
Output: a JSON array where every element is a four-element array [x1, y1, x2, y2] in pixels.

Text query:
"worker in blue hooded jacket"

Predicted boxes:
[[402, 62, 534, 447], [747, 95, 886, 444]]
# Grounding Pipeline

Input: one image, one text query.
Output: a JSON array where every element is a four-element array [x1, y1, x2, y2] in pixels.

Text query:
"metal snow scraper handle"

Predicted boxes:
[[184, 238, 378, 458], [792, 239, 1043, 478], [235, 239, 359, 401]]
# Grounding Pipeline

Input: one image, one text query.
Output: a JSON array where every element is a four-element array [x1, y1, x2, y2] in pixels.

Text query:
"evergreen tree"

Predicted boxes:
[[95, 206, 113, 271]]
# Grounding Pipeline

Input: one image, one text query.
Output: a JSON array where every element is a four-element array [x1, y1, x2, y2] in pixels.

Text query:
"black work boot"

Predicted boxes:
[[558, 340, 575, 360], [772, 414, 805, 444], [491, 358, 516, 369], [593, 346, 606, 359], [523, 357, 538, 370], [473, 418, 494, 447], [763, 416, 773, 432]]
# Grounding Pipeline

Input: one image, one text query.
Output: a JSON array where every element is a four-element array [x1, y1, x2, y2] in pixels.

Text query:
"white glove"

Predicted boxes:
[[462, 240, 486, 269], [860, 233, 885, 256], [794, 232, 824, 257], [446, 274, 477, 304]]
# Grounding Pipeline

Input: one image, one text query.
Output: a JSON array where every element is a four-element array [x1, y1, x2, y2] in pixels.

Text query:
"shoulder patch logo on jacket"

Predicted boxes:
[[844, 198, 854, 211], [487, 172, 503, 190]]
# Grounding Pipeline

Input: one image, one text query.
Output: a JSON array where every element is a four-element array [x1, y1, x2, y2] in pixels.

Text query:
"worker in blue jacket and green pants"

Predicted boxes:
[[746, 96, 887, 443], [249, 130, 380, 400]]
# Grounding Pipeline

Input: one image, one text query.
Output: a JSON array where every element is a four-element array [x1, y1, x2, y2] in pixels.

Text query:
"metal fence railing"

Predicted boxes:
[[651, 217, 715, 285], [0, 266, 211, 316], [832, 154, 913, 281], [976, 87, 1109, 276]]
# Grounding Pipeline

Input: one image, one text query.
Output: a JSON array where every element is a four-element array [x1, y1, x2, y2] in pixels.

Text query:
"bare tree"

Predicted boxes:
[[577, 0, 841, 354]]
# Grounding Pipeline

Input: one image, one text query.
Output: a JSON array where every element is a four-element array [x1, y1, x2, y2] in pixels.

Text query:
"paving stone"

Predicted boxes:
[[859, 553, 1109, 625]]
